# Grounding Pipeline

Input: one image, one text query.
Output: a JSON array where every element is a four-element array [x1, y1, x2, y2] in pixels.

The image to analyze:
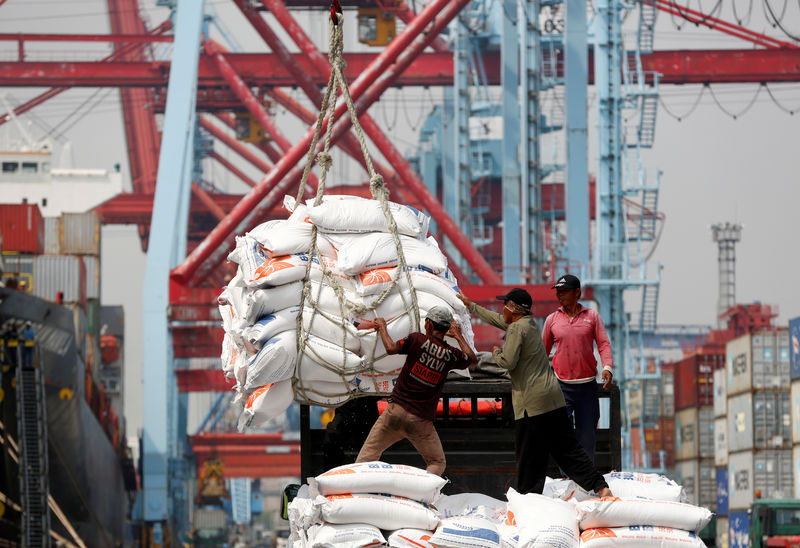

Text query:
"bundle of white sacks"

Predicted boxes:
[[217, 194, 476, 430], [287, 465, 713, 548]]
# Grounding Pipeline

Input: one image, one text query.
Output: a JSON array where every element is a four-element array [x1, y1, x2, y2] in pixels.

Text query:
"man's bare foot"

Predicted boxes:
[[597, 487, 613, 498]]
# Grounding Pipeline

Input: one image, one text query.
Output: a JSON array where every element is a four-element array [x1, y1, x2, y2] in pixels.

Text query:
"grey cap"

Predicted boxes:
[[426, 306, 453, 327]]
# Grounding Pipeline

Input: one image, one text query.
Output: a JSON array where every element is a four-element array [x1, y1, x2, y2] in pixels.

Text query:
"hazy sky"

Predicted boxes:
[[2, 0, 799, 437]]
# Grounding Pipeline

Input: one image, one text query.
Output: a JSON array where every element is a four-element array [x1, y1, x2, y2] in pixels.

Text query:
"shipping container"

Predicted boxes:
[[0, 203, 44, 254], [675, 406, 714, 460], [727, 391, 791, 452], [714, 367, 727, 417], [674, 352, 721, 410], [727, 334, 752, 396], [793, 381, 800, 444], [727, 331, 790, 395], [43, 216, 61, 254], [716, 516, 729, 548], [0, 254, 34, 288], [795, 445, 800, 499], [791, 317, 800, 380], [627, 379, 660, 424], [728, 449, 793, 511], [60, 211, 100, 255], [675, 458, 715, 509], [82, 255, 100, 299], [715, 416, 728, 466], [31, 255, 86, 305], [717, 467, 729, 516], [729, 511, 749, 548], [660, 366, 675, 417]]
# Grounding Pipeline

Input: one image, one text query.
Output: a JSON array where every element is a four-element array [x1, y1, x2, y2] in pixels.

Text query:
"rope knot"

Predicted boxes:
[[369, 174, 388, 200], [316, 152, 333, 170]]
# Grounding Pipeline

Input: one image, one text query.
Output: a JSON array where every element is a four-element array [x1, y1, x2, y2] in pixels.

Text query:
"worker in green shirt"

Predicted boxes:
[[458, 288, 611, 496]]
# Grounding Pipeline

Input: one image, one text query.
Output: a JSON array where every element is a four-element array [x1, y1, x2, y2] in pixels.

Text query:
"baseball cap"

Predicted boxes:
[[426, 306, 453, 327], [495, 288, 532, 311], [552, 274, 581, 290]]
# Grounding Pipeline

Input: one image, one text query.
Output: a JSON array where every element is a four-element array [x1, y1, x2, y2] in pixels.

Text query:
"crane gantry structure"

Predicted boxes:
[[1, 0, 798, 541]]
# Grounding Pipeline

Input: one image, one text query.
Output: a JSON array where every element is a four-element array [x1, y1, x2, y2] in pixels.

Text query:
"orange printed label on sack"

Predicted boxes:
[[327, 494, 354, 500], [504, 510, 516, 526], [321, 467, 357, 476], [251, 256, 294, 282], [359, 268, 394, 286], [581, 528, 617, 541], [245, 384, 273, 408]]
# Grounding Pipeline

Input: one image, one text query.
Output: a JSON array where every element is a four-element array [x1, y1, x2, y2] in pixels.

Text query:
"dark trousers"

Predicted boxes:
[[515, 406, 607, 495], [559, 380, 600, 462]]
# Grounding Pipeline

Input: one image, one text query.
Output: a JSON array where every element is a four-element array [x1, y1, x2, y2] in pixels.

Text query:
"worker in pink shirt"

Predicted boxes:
[[543, 274, 614, 462]]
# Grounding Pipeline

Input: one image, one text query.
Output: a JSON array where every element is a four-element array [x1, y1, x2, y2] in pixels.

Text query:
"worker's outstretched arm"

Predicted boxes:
[[374, 318, 400, 354], [447, 322, 478, 370]]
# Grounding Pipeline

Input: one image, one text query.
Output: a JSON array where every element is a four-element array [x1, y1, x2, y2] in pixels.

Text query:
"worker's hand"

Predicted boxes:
[[446, 322, 462, 338], [602, 369, 613, 389], [373, 317, 387, 331], [355, 319, 375, 330], [597, 487, 613, 498], [456, 291, 472, 309]]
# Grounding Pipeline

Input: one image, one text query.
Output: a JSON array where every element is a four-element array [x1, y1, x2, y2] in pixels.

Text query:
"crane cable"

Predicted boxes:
[[292, 8, 421, 405]]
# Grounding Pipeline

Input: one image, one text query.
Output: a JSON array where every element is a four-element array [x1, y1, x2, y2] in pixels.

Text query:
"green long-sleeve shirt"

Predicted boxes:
[[470, 303, 565, 419]]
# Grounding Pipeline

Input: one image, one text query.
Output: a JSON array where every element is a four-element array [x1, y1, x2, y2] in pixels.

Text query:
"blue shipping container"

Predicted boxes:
[[729, 511, 750, 548], [717, 467, 729, 516], [791, 317, 800, 380]]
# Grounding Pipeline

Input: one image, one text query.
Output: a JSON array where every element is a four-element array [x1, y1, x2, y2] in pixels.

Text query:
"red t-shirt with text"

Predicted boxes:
[[390, 332, 469, 421]]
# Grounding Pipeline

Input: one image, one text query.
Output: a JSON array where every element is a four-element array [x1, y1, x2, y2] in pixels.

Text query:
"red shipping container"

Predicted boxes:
[[0, 203, 44, 254], [673, 351, 724, 411]]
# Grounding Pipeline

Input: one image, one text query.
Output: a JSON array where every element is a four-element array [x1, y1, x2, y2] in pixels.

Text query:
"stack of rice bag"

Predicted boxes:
[[287, 468, 713, 548], [217, 194, 475, 430]]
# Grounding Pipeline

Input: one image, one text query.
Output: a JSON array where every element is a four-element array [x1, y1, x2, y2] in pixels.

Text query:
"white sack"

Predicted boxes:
[[435, 493, 507, 519], [247, 217, 335, 259], [316, 493, 439, 531], [307, 280, 363, 317], [245, 281, 304, 323], [302, 308, 361, 353], [497, 522, 519, 548], [237, 380, 294, 431], [575, 498, 712, 534], [578, 526, 706, 547], [288, 485, 315, 548], [324, 233, 447, 275], [307, 195, 430, 238], [387, 529, 436, 548], [355, 268, 467, 315], [305, 522, 386, 548], [296, 336, 365, 383], [292, 380, 352, 407], [240, 251, 314, 288], [506, 488, 580, 548], [604, 472, 687, 503], [244, 330, 297, 391], [244, 305, 300, 352], [430, 513, 502, 548], [309, 461, 446, 504]]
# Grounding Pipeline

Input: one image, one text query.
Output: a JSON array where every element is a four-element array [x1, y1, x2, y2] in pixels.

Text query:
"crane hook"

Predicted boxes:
[[330, 0, 342, 25]]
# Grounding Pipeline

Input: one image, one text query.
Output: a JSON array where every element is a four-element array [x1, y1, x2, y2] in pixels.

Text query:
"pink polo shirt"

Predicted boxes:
[[542, 305, 614, 383]]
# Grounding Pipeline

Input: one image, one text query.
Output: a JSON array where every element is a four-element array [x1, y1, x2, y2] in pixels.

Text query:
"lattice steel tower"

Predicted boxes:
[[711, 222, 742, 327]]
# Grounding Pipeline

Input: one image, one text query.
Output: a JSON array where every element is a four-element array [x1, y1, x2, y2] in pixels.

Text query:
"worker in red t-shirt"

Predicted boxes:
[[356, 306, 477, 476]]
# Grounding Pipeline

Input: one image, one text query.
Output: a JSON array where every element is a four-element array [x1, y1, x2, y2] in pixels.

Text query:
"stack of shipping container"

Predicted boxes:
[[672, 350, 721, 511], [628, 362, 676, 470], [791, 317, 800, 504], [0, 202, 126, 453], [1, 204, 101, 329], [715, 330, 794, 546]]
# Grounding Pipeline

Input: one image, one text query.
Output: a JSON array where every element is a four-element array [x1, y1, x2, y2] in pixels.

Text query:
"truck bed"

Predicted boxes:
[[300, 380, 621, 499]]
